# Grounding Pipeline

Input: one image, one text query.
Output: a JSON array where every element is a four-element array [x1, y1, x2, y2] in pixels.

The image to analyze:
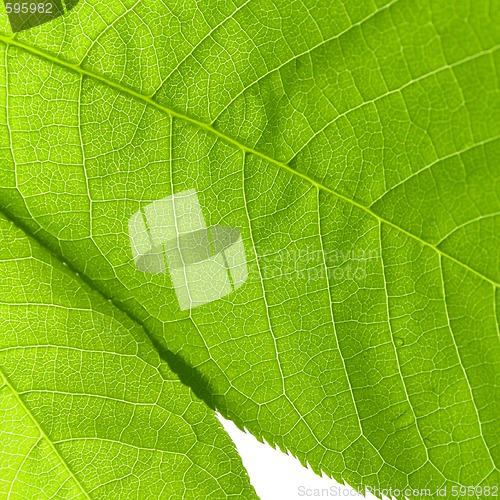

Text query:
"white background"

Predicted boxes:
[[218, 415, 382, 500]]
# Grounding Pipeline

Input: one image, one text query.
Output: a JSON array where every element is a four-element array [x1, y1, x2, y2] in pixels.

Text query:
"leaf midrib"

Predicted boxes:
[[0, 33, 497, 288]]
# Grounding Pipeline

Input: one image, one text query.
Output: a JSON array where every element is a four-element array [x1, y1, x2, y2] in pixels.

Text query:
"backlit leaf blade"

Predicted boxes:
[[0, 0, 499, 496], [0, 214, 256, 498]]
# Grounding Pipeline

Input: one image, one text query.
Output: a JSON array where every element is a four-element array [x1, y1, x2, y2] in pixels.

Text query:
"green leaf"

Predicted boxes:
[[1, 0, 499, 497], [0, 214, 256, 498]]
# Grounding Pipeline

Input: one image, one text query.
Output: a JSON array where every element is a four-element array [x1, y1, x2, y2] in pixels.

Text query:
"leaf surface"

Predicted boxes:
[[0, 0, 499, 496], [0, 215, 256, 498]]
